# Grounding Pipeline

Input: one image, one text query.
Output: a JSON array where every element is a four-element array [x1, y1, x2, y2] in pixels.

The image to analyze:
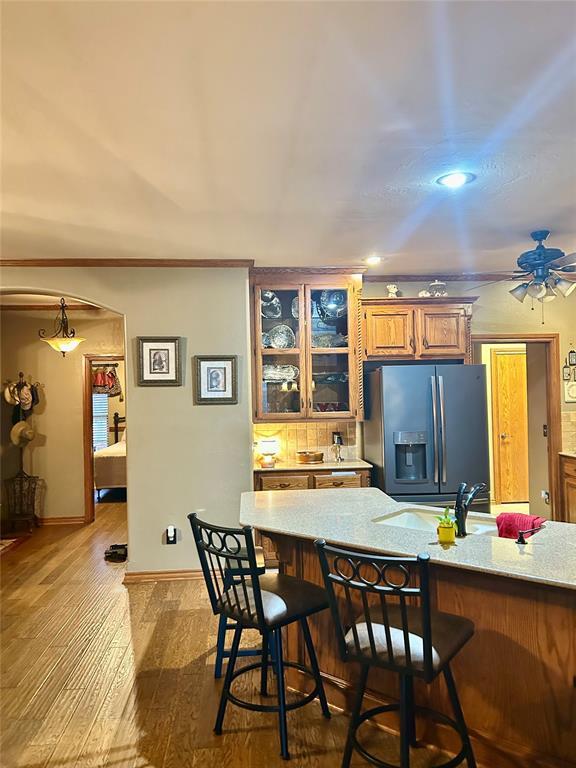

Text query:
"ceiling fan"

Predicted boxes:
[[489, 230, 576, 303]]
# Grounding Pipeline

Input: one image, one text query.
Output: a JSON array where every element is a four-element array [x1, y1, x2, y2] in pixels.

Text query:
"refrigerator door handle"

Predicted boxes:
[[438, 375, 447, 484], [431, 376, 439, 483]]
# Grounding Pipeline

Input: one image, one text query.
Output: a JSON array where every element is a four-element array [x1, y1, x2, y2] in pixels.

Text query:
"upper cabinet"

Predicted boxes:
[[251, 273, 363, 421], [362, 297, 476, 362]]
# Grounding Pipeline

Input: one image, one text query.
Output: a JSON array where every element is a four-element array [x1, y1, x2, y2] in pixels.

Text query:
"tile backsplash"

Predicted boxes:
[[562, 411, 576, 454], [253, 421, 358, 465]]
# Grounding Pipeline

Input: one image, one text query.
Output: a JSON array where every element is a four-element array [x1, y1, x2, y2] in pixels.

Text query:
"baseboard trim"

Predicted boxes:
[[123, 569, 203, 584], [38, 516, 85, 526]]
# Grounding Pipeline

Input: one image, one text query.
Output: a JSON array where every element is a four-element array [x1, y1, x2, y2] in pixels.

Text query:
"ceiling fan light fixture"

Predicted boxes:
[[526, 280, 547, 299], [555, 277, 576, 297], [509, 283, 529, 303], [539, 281, 558, 302]]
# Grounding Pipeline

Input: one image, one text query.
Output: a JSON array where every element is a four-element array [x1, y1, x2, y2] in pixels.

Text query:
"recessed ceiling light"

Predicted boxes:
[[435, 171, 476, 189], [365, 254, 381, 266]]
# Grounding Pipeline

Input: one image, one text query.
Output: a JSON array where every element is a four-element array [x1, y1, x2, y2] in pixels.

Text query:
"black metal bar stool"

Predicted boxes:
[[189, 513, 331, 760], [315, 540, 476, 768], [213, 546, 268, 678]]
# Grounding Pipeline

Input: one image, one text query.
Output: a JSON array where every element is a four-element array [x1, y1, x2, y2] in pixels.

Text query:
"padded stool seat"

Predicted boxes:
[[346, 607, 474, 674], [316, 541, 477, 768], [223, 573, 329, 629]]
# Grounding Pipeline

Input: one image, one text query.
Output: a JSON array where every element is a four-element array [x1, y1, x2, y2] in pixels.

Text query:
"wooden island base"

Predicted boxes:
[[263, 532, 576, 768]]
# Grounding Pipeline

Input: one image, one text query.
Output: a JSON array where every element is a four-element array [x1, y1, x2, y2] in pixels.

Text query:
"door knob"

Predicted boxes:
[[500, 433, 510, 439]]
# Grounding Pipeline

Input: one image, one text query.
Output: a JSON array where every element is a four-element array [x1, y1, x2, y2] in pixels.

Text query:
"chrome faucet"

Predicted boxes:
[[455, 482, 486, 538]]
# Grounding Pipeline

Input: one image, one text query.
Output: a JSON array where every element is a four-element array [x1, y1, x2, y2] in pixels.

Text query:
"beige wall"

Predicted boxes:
[[363, 280, 576, 449], [1, 309, 124, 519], [0, 267, 253, 574]]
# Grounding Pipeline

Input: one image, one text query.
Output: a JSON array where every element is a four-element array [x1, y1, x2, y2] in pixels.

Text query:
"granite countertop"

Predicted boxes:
[[240, 487, 576, 590], [559, 451, 576, 459], [254, 459, 372, 473]]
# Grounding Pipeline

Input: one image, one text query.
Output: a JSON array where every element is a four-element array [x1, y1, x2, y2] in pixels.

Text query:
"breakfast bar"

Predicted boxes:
[[240, 488, 576, 768]]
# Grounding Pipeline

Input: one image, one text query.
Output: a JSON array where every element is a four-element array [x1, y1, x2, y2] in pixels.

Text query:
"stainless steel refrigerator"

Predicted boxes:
[[364, 365, 490, 508]]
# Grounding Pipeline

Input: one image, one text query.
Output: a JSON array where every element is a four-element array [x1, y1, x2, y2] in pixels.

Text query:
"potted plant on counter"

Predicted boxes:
[[436, 508, 456, 545]]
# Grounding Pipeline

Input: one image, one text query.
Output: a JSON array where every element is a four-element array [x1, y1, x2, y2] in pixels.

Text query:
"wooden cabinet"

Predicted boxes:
[[313, 473, 362, 489], [559, 454, 576, 522], [250, 272, 363, 421], [362, 297, 476, 361], [416, 305, 468, 357], [260, 474, 310, 491], [254, 467, 371, 490], [364, 306, 415, 358]]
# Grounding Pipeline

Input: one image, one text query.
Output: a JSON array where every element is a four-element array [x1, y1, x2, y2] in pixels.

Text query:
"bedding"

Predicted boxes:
[[94, 440, 126, 490]]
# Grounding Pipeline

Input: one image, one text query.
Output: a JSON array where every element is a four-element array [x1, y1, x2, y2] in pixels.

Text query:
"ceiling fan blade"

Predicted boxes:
[[557, 264, 576, 273], [464, 276, 520, 291], [550, 252, 576, 269]]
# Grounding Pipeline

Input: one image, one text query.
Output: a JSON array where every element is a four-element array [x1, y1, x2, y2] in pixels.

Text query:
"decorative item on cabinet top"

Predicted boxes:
[[361, 296, 477, 362]]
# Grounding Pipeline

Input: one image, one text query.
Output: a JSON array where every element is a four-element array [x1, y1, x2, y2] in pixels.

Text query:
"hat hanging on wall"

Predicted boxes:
[[10, 420, 36, 447], [4, 383, 20, 406]]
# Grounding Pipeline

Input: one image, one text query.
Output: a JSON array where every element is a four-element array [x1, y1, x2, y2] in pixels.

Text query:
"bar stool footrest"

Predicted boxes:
[[352, 703, 468, 768], [225, 660, 322, 714]]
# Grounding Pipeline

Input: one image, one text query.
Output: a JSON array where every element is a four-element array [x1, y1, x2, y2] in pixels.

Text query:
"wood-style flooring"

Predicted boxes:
[[1, 504, 451, 767]]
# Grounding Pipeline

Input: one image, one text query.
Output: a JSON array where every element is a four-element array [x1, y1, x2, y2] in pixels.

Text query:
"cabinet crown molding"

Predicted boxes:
[[361, 296, 479, 305]]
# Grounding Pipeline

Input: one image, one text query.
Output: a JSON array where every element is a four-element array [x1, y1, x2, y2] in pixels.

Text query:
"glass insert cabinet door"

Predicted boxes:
[[253, 281, 358, 420], [306, 287, 354, 418], [309, 353, 351, 415], [256, 287, 305, 418]]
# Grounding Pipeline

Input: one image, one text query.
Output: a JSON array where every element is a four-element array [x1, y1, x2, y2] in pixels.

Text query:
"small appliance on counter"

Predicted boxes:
[[331, 431, 344, 462]]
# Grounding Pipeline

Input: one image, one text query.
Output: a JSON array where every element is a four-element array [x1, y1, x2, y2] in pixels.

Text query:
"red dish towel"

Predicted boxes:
[[496, 513, 546, 539]]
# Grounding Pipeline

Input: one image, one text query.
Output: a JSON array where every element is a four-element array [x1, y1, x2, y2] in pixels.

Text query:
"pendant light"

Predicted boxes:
[[38, 298, 85, 356]]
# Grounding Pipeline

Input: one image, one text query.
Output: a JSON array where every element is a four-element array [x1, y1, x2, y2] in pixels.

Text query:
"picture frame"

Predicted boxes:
[[193, 355, 238, 405], [137, 337, 183, 386]]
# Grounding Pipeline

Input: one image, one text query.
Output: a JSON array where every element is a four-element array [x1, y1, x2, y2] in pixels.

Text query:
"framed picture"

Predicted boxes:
[[193, 355, 238, 405], [137, 337, 182, 386]]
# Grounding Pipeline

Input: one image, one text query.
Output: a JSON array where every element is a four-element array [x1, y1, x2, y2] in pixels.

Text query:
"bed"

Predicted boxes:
[[94, 412, 126, 494]]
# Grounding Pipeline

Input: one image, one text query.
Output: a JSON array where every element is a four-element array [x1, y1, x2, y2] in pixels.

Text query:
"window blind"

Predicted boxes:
[[92, 394, 109, 451]]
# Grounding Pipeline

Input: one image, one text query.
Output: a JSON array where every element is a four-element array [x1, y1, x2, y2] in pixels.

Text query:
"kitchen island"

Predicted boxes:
[[240, 488, 576, 768]]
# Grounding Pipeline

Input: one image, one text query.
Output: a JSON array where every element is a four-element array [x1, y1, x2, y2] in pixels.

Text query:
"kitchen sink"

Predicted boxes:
[[373, 508, 498, 536]]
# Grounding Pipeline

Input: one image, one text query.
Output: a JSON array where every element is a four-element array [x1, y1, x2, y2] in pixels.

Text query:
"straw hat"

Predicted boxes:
[[10, 420, 36, 447], [4, 383, 20, 406]]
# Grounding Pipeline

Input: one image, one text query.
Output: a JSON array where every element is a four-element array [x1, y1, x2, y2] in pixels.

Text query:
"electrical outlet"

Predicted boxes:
[[166, 525, 177, 544]]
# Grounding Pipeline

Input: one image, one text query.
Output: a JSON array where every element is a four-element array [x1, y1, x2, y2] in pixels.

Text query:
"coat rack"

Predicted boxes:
[[4, 371, 43, 530]]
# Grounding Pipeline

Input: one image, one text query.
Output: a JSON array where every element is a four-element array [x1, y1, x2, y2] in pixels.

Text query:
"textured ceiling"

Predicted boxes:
[[2, 1, 576, 274]]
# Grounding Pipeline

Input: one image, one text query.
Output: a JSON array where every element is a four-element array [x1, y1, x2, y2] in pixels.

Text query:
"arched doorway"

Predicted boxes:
[[0, 290, 128, 532]]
